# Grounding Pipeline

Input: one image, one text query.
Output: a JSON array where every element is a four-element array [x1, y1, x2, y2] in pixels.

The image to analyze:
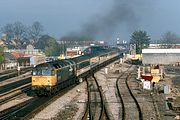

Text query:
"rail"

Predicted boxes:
[[126, 74, 143, 120], [82, 75, 110, 120], [116, 65, 143, 120]]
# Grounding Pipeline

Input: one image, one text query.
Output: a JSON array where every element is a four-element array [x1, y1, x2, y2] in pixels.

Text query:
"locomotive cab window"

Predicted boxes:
[[32, 70, 38, 75], [32, 70, 41, 75], [32, 69, 52, 76], [42, 70, 52, 75], [51, 70, 55, 75]]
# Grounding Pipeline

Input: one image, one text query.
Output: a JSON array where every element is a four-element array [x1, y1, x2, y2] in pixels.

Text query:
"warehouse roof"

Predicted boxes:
[[142, 49, 180, 53]]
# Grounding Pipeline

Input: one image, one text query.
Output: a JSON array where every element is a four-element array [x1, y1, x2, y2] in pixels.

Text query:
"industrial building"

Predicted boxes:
[[142, 49, 180, 65]]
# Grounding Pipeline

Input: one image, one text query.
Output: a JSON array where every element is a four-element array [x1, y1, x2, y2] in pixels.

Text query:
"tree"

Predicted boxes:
[[0, 22, 27, 46], [0, 47, 4, 63], [0, 21, 45, 48], [28, 21, 44, 44], [0, 23, 14, 41], [13, 21, 27, 41], [130, 30, 150, 54], [161, 31, 179, 44], [36, 35, 60, 56]]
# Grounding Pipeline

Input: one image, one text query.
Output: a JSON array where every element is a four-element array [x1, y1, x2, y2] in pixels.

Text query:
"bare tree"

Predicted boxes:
[[13, 21, 27, 41], [0, 23, 14, 41], [0, 22, 28, 48], [1, 21, 45, 48], [28, 21, 44, 44], [161, 31, 179, 44]]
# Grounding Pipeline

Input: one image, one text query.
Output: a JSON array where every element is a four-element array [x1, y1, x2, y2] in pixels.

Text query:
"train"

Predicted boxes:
[[130, 57, 142, 65], [129, 54, 142, 65], [31, 46, 123, 96]]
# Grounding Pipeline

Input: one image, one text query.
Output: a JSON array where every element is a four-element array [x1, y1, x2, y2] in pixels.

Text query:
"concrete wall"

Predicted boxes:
[[142, 53, 180, 65]]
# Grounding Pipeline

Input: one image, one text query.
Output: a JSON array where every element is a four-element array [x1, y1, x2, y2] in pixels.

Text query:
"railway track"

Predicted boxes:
[[0, 84, 31, 105], [0, 97, 37, 120], [0, 69, 17, 76], [0, 73, 32, 108], [0, 53, 124, 119], [0, 77, 31, 94], [116, 66, 143, 120], [82, 75, 110, 120], [0, 84, 76, 120], [0, 67, 32, 82]]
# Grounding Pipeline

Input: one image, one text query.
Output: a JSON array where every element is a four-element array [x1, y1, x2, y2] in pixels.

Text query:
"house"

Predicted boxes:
[[0, 52, 18, 70]]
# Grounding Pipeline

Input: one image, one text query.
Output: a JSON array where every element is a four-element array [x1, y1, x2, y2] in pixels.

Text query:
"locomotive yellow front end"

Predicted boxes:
[[32, 75, 56, 87], [31, 69, 57, 95]]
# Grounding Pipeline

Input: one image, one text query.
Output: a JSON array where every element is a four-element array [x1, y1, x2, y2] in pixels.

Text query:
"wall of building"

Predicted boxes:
[[142, 53, 180, 65]]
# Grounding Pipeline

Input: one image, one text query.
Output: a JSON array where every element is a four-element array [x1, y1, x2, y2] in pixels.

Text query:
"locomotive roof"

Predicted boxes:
[[34, 59, 75, 69], [83, 46, 107, 54], [71, 54, 90, 63], [83, 46, 112, 56]]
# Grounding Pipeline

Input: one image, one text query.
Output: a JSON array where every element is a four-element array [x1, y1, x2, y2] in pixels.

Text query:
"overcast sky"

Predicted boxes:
[[0, 0, 180, 44]]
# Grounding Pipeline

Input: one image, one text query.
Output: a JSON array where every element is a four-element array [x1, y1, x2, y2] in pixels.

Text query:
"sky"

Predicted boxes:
[[0, 0, 180, 44]]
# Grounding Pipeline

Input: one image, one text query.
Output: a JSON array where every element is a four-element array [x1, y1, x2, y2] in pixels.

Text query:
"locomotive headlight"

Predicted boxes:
[[47, 78, 51, 83], [47, 78, 50, 82], [32, 78, 35, 82]]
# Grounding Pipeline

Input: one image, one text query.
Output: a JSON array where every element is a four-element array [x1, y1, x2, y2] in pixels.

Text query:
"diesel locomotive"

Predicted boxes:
[[31, 46, 122, 96]]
